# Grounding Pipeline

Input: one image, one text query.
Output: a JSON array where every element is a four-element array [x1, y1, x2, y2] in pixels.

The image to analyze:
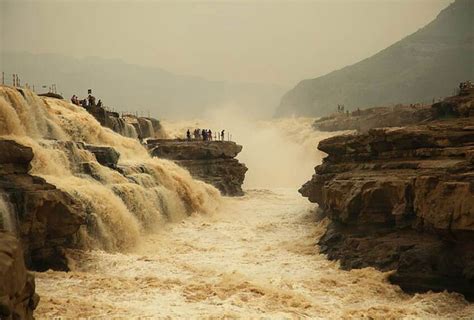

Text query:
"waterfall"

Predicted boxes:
[[0, 86, 221, 250], [0, 195, 17, 233]]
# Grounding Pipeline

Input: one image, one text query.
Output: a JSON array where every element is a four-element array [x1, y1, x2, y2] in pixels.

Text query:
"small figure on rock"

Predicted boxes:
[[221, 130, 225, 141], [186, 129, 191, 141]]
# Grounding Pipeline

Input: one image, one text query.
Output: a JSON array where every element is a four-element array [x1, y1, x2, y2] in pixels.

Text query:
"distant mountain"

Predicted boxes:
[[276, 0, 474, 117], [1, 52, 286, 119]]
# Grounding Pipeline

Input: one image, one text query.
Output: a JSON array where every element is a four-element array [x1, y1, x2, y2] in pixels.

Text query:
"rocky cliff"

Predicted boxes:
[[300, 91, 474, 299], [148, 140, 248, 196], [312, 104, 433, 132], [277, 0, 474, 117], [0, 139, 86, 271], [0, 232, 39, 320]]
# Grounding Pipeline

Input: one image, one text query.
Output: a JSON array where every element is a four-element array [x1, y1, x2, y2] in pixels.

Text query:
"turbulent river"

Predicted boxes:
[[36, 188, 473, 319], [34, 115, 473, 319], [1, 88, 471, 319]]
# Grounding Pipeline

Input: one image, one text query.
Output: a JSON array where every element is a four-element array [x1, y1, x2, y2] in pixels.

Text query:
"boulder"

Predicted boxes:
[[83, 144, 120, 168], [0, 232, 39, 320]]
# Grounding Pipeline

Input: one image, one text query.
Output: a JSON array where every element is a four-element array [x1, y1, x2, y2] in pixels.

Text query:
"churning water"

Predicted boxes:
[[0, 86, 472, 318], [0, 86, 220, 251], [35, 189, 473, 319]]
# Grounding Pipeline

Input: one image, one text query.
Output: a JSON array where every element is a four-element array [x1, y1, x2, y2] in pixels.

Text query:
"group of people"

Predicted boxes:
[[186, 128, 226, 141], [71, 94, 102, 108]]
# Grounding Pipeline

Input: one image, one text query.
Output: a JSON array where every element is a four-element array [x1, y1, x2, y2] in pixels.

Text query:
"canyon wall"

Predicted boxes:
[[0, 232, 39, 320], [148, 140, 247, 196], [312, 104, 433, 132], [300, 90, 474, 299], [0, 140, 85, 271]]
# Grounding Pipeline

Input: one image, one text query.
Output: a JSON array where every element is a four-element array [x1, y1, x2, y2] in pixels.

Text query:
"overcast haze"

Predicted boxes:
[[1, 0, 452, 87]]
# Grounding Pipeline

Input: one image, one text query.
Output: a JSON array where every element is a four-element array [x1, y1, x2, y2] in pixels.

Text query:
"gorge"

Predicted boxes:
[[300, 88, 474, 299], [0, 85, 473, 318]]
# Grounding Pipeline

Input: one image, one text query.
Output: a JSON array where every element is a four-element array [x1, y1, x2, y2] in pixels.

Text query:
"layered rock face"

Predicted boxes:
[[300, 92, 474, 299], [149, 140, 247, 196], [313, 104, 433, 132], [0, 232, 39, 320], [0, 140, 85, 271]]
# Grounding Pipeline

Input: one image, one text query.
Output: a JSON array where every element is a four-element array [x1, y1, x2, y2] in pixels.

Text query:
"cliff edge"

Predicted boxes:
[[148, 140, 248, 196], [300, 90, 474, 299]]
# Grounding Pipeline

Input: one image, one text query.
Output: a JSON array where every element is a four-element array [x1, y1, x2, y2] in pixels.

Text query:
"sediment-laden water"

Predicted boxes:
[[0, 86, 220, 250], [35, 188, 473, 319], [1, 87, 472, 318]]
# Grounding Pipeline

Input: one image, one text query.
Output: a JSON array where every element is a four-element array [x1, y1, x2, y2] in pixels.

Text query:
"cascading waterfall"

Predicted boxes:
[[0, 86, 221, 250], [0, 195, 16, 233]]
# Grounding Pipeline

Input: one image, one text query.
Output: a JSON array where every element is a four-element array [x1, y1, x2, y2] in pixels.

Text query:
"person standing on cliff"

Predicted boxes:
[[208, 129, 212, 141], [186, 129, 191, 141], [221, 130, 225, 141], [202, 129, 207, 141]]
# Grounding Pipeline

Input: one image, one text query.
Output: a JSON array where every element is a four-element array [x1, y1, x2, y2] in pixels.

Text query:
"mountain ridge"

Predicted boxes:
[[276, 0, 474, 117]]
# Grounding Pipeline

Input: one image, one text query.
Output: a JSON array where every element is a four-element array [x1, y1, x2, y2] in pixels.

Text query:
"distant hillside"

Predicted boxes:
[[276, 0, 474, 117], [1, 52, 286, 119]]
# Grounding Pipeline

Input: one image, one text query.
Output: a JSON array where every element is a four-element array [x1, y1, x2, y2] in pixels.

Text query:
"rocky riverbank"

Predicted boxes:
[[300, 90, 474, 299], [0, 232, 39, 320], [0, 140, 85, 271], [148, 140, 248, 196], [312, 104, 433, 132]]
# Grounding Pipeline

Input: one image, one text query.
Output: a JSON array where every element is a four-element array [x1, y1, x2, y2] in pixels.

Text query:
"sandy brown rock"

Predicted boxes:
[[148, 140, 247, 196], [176, 159, 247, 196], [313, 104, 433, 132], [149, 140, 243, 160], [300, 92, 474, 299], [0, 232, 39, 320], [0, 139, 86, 271]]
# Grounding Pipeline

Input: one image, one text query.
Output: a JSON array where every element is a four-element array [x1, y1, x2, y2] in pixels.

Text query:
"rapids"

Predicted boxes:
[[0, 86, 220, 250], [1, 86, 472, 318], [35, 189, 473, 319]]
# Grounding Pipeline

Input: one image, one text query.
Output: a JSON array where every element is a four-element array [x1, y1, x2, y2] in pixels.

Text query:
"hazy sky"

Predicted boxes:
[[1, 0, 452, 86]]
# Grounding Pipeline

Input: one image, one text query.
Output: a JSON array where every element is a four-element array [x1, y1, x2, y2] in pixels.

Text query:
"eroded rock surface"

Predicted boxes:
[[0, 232, 39, 320], [0, 139, 85, 271], [301, 92, 474, 299], [312, 104, 433, 132], [313, 87, 474, 132], [149, 140, 247, 196]]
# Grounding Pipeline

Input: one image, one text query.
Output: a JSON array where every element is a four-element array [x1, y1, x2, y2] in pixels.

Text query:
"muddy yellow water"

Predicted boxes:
[[35, 189, 473, 319]]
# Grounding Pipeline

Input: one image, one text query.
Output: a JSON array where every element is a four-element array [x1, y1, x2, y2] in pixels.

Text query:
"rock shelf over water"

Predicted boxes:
[[148, 140, 248, 196], [300, 88, 474, 299]]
